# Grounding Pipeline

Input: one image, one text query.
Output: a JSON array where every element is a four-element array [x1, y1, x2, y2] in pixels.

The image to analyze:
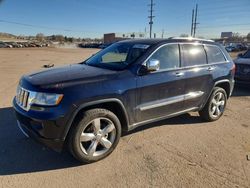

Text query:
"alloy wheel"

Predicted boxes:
[[79, 117, 116, 157], [210, 92, 225, 118]]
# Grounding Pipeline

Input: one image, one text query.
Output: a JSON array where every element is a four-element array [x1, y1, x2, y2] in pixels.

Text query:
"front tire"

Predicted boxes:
[[68, 108, 121, 163], [199, 87, 227, 122]]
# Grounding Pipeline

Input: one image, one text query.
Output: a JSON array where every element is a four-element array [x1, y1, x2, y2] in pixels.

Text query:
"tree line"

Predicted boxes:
[[35, 33, 102, 43]]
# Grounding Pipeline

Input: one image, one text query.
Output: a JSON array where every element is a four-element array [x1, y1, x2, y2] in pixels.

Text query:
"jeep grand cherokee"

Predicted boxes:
[[13, 38, 235, 163]]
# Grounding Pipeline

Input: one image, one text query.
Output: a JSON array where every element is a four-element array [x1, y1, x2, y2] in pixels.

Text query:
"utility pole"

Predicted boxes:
[[148, 0, 155, 38], [193, 4, 199, 37], [191, 9, 194, 37], [161, 29, 164, 38]]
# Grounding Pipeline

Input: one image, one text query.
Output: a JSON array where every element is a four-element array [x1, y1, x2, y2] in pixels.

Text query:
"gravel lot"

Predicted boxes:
[[0, 48, 250, 188]]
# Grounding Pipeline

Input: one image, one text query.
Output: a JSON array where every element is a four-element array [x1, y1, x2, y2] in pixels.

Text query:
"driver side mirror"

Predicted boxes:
[[147, 59, 160, 72]]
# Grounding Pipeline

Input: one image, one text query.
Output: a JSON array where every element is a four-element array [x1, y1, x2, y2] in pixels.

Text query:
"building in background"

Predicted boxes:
[[221, 32, 233, 39], [104, 32, 146, 44]]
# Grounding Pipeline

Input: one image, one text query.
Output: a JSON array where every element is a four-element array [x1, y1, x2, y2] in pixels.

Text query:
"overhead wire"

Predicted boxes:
[[0, 19, 104, 33]]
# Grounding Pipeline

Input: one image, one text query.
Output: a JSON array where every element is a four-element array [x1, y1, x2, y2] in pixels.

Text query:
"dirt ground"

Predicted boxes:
[[0, 48, 250, 188]]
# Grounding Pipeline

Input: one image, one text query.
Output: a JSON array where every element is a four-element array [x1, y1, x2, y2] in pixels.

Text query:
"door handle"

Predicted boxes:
[[207, 66, 215, 72], [175, 72, 184, 77]]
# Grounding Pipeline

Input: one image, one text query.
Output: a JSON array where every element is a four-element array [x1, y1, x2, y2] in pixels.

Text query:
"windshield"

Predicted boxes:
[[85, 42, 150, 70], [242, 50, 250, 58]]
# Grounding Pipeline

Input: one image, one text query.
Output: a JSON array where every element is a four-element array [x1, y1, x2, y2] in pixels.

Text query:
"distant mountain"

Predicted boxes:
[[0, 32, 17, 38]]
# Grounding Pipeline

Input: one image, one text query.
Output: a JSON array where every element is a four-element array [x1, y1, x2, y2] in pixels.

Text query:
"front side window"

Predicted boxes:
[[147, 44, 180, 70], [205, 45, 226, 63], [181, 44, 207, 67]]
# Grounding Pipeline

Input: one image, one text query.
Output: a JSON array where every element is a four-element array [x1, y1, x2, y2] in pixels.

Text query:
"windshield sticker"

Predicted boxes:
[[133, 44, 150, 49]]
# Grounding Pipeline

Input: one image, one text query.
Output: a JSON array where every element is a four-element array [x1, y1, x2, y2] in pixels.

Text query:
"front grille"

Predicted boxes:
[[16, 87, 30, 111]]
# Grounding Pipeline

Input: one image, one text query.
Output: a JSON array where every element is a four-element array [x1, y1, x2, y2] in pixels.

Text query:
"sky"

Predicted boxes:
[[0, 0, 249, 39]]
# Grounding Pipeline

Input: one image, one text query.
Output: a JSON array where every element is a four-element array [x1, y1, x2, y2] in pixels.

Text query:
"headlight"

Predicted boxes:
[[30, 92, 63, 106]]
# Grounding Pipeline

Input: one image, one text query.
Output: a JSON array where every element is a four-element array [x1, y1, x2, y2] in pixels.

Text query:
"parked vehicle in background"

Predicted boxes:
[[226, 45, 238, 52], [236, 44, 247, 51], [13, 38, 235, 163], [99, 43, 113, 49], [0, 41, 50, 48], [4, 43, 13, 48], [29, 43, 37, 47], [79, 43, 101, 48], [234, 49, 250, 85], [0, 42, 8, 48], [225, 43, 247, 52], [22, 42, 30, 47], [7, 42, 22, 48]]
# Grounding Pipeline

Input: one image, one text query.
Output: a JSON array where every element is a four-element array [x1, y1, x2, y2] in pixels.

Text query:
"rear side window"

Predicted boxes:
[[205, 45, 226, 63], [181, 44, 207, 67], [147, 44, 180, 70]]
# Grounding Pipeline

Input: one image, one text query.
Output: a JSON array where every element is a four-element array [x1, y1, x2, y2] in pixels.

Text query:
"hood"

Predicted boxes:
[[23, 64, 117, 87], [234, 58, 250, 65]]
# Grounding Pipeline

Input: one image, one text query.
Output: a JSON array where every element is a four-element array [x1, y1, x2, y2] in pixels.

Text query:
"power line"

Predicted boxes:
[[200, 28, 250, 32], [198, 3, 250, 12], [196, 0, 249, 7], [198, 12, 250, 19], [0, 19, 103, 33], [199, 23, 250, 28], [148, 0, 155, 38]]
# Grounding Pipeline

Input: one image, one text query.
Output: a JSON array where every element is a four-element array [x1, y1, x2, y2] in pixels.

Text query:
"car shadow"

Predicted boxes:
[[123, 113, 204, 136], [0, 106, 212, 175], [0, 106, 205, 175], [0, 107, 82, 176]]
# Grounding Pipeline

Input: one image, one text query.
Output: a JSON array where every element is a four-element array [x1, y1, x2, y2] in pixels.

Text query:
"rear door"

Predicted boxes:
[[180, 43, 213, 109], [136, 43, 186, 122], [204, 44, 230, 91]]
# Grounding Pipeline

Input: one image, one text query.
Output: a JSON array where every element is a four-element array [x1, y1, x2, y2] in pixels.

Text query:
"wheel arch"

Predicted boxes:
[[63, 98, 129, 141], [214, 80, 231, 98], [200, 79, 231, 110]]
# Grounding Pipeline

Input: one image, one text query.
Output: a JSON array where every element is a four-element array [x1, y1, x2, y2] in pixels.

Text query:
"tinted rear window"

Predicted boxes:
[[205, 45, 226, 63], [181, 44, 207, 67]]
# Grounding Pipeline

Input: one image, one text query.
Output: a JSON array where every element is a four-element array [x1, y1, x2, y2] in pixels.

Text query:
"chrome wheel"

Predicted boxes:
[[210, 92, 225, 118], [79, 117, 116, 157]]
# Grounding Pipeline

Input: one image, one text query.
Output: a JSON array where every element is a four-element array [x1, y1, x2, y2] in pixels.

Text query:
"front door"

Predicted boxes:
[[136, 44, 186, 122]]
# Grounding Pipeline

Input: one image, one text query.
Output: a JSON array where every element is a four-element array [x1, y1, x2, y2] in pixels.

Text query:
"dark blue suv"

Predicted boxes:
[[13, 38, 235, 163]]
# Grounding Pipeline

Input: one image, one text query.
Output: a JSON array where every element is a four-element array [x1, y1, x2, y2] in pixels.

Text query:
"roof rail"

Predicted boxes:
[[168, 37, 214, 42]]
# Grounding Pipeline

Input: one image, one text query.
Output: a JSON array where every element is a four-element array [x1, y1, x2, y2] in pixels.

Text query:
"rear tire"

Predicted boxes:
[[68, 108, 121, 163], [199, 87, 227, 122]]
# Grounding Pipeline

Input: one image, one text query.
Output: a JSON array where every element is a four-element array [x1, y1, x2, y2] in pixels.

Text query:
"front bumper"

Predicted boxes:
[[15, 110, 65, 152], [13, 98, 76, 152]]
